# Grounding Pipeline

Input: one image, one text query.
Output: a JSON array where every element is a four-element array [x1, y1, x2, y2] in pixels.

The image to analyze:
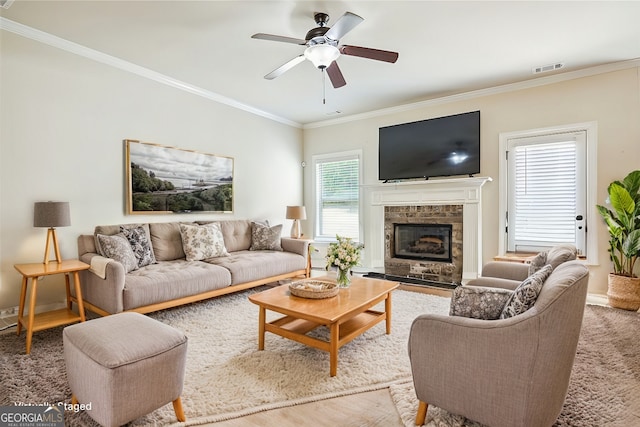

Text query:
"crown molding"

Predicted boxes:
[[0, 17, 302, 129], [3, 17, 638, 131], [303, 58, 640, 129]]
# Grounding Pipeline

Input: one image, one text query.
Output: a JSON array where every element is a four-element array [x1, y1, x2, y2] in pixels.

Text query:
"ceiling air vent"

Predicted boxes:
[[0, 0, 14, 9], [532, 62, 564, 74]]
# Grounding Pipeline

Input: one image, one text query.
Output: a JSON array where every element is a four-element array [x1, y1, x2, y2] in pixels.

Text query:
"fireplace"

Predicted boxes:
[[383, 205, 463, 285], [368, 177, 491, 282], [394, 224, 452, 262]]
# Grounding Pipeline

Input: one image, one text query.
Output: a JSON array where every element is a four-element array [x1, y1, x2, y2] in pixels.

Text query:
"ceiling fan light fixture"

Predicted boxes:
[[304, 44, 340, 69]]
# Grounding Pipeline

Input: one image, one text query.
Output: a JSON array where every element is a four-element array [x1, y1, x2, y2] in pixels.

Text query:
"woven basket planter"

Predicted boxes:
[[607, 273, 640, 311]]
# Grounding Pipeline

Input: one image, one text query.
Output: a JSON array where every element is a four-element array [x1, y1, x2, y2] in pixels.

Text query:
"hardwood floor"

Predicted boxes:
[[205, 388, 405, 427], [204, 283, 449, 427]]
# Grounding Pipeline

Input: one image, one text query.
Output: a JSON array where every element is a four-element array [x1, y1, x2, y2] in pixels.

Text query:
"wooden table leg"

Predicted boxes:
[[257, 306, 266, 350], [16, 276, 28, 335], [330, 322, 339, 377], [385, 292, 393, 335], [26, 277, 38, 354], [72, 271, 86, 322], [65, 273, 72, 310]]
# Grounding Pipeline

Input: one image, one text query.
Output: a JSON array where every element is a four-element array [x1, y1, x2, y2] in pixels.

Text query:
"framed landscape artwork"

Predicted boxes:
[[125, 140, 234, 214]]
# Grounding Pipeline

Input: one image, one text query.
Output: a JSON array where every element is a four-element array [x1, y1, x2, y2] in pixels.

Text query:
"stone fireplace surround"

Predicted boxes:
[[366, 177, 492, 283], [385, 205, 463, 284]]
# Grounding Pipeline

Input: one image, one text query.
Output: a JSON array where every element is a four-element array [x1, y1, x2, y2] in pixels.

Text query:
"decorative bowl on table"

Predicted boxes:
[[289, 279, 339, 299]]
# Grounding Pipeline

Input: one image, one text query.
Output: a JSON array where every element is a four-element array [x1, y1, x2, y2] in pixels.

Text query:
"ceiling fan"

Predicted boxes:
[[251, 11, 399, 88]]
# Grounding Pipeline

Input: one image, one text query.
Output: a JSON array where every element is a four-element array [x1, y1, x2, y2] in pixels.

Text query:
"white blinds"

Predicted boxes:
[[315, 155, 360, 240], [507, 132, 586, 252]]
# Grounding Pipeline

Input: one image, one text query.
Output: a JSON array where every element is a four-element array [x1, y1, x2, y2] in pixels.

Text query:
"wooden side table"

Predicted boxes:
[[14, 259, 90, 354], [493, 253, 537, 264]]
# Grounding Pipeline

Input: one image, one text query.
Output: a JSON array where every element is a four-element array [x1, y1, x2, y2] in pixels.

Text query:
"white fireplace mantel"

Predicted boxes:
[[365, 177, 492, 282]]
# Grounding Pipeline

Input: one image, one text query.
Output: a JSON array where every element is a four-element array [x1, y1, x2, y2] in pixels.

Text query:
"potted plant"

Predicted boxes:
[[596, 169, 640, 310]]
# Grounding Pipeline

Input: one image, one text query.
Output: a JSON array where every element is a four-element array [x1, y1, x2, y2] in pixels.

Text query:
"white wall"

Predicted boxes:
[[0, 32, 303, 311], [303, 67, 640, 296]]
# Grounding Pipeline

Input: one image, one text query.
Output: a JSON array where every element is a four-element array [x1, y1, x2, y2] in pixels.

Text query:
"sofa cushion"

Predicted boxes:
[[120, 225, 156, 268], [149, 222, 192, 261], [95, 223, 152, 258], [123, 260, 232, 311], [500, 264, 553, 319], [96, 233, 139, 273], [179, 222, 229, 261], [250, 222, 283, 251], [450, 286, 514, 320], [206, 250, 306, 285], [217, 220, 252, 252]]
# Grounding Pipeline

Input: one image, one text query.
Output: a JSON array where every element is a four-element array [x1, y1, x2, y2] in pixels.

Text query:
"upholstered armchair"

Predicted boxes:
[[468, 244, 578, 290], [408, 260, 589, 427]]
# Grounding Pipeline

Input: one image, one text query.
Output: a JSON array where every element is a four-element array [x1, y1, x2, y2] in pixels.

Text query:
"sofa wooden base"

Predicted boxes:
[[83, 269, 309, 317]]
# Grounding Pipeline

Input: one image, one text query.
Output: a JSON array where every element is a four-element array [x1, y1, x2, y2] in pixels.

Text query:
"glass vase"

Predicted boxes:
[[336, 267, 351, 288]]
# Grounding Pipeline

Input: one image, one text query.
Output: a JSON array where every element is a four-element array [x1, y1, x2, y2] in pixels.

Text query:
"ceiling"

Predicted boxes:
[[2, 1, 640, 126]]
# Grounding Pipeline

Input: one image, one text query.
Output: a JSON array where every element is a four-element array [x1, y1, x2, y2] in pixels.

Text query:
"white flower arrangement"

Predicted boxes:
[[325, 235, 364, 272]]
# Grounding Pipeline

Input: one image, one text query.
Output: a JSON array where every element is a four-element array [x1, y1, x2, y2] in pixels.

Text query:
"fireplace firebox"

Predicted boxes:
[[393, 223, 452, 263]]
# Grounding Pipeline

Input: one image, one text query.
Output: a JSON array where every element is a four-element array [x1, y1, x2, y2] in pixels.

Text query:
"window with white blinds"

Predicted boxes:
[[313, 151, 361, 241], [506, 131, 586, 253]]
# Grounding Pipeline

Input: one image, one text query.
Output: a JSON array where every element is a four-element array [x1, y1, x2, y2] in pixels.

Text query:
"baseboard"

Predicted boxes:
[[586, 293, 609, 306], [0, 300, 67, 333], [0, 301, 67, 318], [0, 305, 19, 318]]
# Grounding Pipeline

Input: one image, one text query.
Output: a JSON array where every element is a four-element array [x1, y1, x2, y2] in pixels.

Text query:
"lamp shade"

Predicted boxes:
[[304, 44, 340, 69], [34, 201, 71, 228], [286, 206, 307, 220]]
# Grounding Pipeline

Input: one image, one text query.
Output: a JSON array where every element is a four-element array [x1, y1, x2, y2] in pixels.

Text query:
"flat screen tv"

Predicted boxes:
[[378, 111, 480, 181]]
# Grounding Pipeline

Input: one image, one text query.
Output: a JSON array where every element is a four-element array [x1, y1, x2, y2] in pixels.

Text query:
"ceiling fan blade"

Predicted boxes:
[[326, 61, 347, 88], [340, 45, 399, 63], [264, 55, 306, 80], [251, 33, 307, 45], [324, 12, 364, 41]]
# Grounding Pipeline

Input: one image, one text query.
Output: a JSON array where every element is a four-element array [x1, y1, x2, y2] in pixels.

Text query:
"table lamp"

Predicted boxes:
[[34, 201, 70, 264], [286, 206, 306, 239]]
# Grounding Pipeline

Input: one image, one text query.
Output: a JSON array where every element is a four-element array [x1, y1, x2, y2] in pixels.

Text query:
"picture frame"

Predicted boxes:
[[125, 139, 234, 214]]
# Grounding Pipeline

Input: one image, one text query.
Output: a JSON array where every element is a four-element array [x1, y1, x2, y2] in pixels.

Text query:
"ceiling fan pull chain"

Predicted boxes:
[[322, 68, 326, 105]]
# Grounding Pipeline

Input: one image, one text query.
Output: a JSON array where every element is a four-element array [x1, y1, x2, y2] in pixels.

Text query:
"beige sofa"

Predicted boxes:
[[76, 220, 310, 316]]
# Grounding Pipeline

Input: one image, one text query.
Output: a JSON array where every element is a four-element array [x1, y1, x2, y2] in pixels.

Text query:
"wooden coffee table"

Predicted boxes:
[[248, 276, 399, 376]]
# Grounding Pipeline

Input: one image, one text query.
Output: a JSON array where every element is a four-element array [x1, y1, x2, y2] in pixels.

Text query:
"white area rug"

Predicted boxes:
[[148, 286, 450, 425], [3, 287, 638, 426], [0, 286, 450, 426]]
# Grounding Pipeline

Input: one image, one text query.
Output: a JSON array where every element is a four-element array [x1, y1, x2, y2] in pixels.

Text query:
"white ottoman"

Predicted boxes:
[[63, 312, 188, 427]]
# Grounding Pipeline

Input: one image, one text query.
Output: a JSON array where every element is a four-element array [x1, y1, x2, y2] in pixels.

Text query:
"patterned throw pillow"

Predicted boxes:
[[499, 264, 553, 319], [449, 286, 514, 320], [96, 233, 139, 273], [528, 251, 548, 275], [249, 222, 283, 251], [179, 222, 229, 261], [120, 225, 156, 268]]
